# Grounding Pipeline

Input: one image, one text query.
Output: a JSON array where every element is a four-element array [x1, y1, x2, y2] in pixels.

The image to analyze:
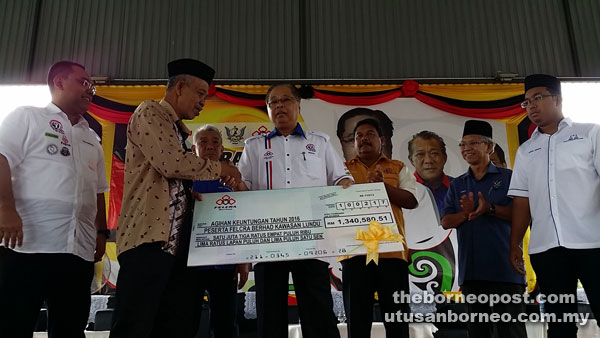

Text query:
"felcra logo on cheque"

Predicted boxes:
[[214, 194, 237, 210]]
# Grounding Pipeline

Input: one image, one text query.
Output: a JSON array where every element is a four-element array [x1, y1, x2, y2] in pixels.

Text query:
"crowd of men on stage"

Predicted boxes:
[[0, 58, 598, 338]]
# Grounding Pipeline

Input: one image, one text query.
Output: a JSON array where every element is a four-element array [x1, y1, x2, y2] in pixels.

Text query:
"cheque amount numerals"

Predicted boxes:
[[325, 212, 394, 228]]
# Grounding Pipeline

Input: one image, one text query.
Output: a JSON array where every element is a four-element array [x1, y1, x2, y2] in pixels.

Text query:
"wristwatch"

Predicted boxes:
[[97, 229, 110, 238], [488, 204, 496, 216]]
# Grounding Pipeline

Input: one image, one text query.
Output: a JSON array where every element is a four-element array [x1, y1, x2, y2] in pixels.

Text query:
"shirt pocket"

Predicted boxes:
[[556, 138, 592, 171], [299, 153, 324, 181]]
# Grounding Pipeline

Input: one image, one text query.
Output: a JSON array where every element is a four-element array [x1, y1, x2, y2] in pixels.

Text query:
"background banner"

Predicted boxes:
[[86, 83, 536, 299]]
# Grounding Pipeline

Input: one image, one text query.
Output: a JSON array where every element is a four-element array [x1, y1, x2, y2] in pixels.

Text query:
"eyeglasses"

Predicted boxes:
[[267, 96, 296, 108], [520, 94, 555, 109], [458, 141, 486, 149], [81, 79, 97, 95]]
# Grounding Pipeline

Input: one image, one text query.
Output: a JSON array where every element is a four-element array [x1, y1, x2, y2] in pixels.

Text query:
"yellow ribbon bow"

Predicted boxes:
[[355, 220, 403, 265]]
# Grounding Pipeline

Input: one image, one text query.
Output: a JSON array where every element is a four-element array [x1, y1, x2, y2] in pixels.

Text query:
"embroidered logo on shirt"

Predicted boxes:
[[489, 180, 502, 194], [225, 126, 246, 145], [252, 125, 271, 136], [263, 150, 274, 160], [47, 144, 58, 155], [305, 144, 316, 153], [60, 147, 71, 156], [61, 135, 71, 147], [49, 120, 64, 134], [564, 134, 583, 142], [45, 132, 58, 139], [528, 147, 542, 154]]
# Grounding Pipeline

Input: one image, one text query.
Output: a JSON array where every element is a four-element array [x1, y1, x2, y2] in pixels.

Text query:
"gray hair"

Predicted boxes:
[[166, 74, 193, 90], [479, 135, 495, 154], [480, 135, 494, 145], [194, 124, 222, 144]]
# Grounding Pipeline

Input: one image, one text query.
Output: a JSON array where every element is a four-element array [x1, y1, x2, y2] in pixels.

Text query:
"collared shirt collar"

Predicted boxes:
[[531, 117, 572, 137], [160, 99, 191, 139], [267, 123, 306, 139], [348, 153, 389, 167], [466, 161, 499, 179], [47, 102, 89, 127], [414, 171, 451, 189]]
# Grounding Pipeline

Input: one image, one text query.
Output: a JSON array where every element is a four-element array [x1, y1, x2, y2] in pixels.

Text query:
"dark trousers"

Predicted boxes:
[[194, 268, 239, 338], [110, 242, 203, 338], [461, 280, 527, 338], [255, 259, 340, 338], [530, 247, 600, 338], [341, 257, 410, 338], [0, 247, 94, 338]]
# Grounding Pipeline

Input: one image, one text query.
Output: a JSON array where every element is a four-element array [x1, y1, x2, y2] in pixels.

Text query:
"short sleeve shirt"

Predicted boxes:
[[238, 124, 353, 190], [0, 103, 109, 261], [508, 118, 600, 254], [442, 163, 524, 286]]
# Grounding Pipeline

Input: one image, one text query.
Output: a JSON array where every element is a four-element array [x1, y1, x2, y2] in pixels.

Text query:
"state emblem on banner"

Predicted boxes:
[[225, 126, 246, 145]]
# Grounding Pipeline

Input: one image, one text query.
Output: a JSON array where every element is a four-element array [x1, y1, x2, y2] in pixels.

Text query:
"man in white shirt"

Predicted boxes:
[[238, 84, 353, 338], [0, 61, 109, 338], [508, 74, 600, 338]]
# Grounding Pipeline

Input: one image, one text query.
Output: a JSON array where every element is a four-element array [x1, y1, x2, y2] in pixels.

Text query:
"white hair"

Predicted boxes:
[[194, 124, 222, 144]]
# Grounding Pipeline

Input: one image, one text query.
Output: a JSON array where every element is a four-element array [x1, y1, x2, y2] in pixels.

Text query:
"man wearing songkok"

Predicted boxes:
[[509, 74, 600, 338], [110, 58, 241, 338], [441, 120, 526, 338]]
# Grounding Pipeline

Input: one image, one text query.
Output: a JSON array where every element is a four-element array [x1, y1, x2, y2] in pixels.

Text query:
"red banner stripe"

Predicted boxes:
[[214, 91, 266, 107], [313, 89, 403, 106], [89, 103, 133, 124], [414, 93, 524, 119]]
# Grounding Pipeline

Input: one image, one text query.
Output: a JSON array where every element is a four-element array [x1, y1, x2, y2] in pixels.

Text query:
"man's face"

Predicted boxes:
[[59, 66, 95, 116], [409, 137, 447, 183], [194, 130, 223, 161], [460, 135, 492, 166], [340, 114, 393, 160], [524, 86, 562, 128], [267, 86, 300, 132], [354, 123, 383, 159], [176, 76, 209, 120]]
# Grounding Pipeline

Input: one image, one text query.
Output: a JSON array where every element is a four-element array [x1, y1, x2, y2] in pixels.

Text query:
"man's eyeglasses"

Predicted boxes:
[[520, 94, 555, 109], [82, 79, 97, 96], [267, 96, 296, 108], [458, 141, 486, 149]]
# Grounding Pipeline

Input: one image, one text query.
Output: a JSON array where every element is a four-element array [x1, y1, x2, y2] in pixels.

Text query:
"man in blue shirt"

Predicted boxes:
[[441, 120, 526, 338], [191, 124, 249, 338]]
